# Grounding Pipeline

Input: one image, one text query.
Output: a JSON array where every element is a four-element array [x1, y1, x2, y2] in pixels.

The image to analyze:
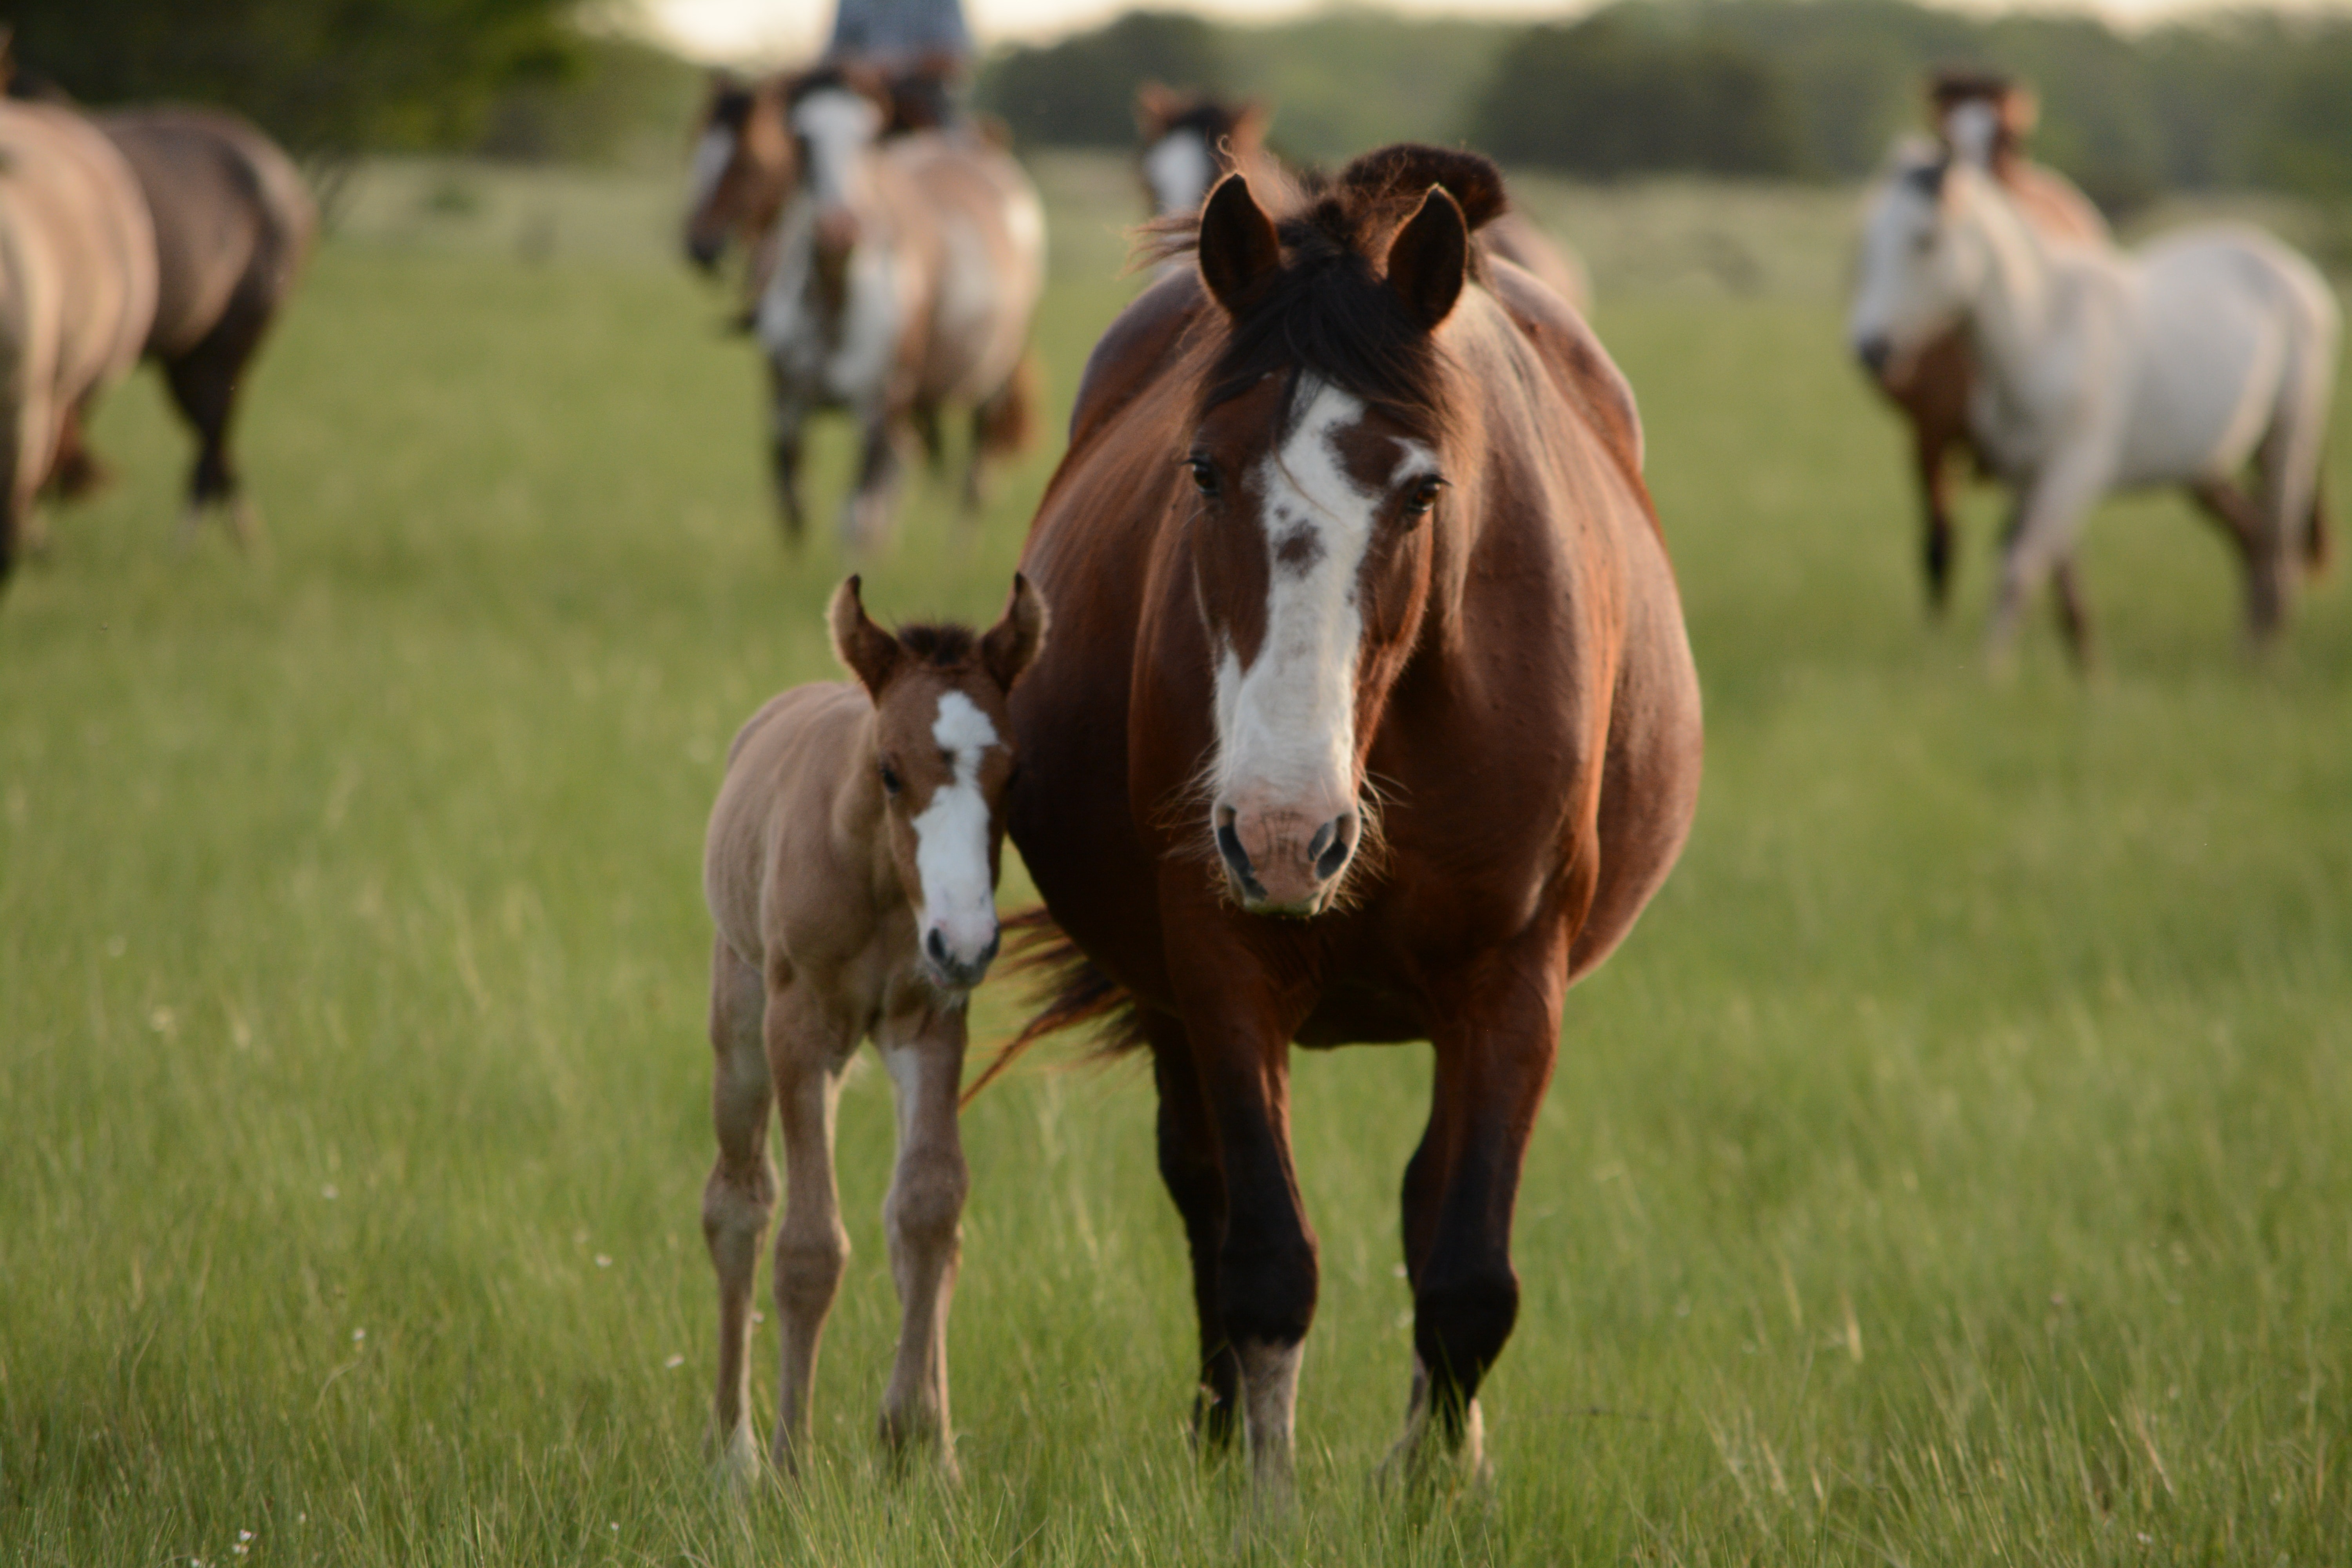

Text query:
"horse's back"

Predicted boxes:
[[706, 682, 871, 968], [98, 107, 317, 361], [889, 131, 1044, 399]]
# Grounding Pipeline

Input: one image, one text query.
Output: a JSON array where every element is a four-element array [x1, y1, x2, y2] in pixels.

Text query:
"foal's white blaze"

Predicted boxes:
[[793, 88, 883, 212], [1211, 381, 1429, 870], [1143, 129, 1214, 217], [911, 691, 1000, 980], [687, 125, 736, 216]]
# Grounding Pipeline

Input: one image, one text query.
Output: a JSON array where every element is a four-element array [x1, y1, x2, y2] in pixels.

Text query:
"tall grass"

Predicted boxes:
[[2, 156, 2346, 1564]]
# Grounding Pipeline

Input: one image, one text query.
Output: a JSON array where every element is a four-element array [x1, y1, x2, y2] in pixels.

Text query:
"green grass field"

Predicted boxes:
[[3, 154, 2348, 1566]]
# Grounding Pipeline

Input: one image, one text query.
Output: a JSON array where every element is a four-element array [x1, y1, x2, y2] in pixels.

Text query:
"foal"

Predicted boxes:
[[701, 574, 1046, 1483]]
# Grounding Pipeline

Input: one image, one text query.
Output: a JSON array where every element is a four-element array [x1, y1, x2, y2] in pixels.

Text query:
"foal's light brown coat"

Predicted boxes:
[[700, 575, 1045, 1482]]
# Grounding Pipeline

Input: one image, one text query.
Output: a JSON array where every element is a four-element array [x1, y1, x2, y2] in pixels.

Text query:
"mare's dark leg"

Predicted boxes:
[[1166, 935, 1319, 1494], [2051, 558, 2096, 671], [1142, 1010, 1240, 1452], [163, 294, 278, 548], [842, 412, 907, 554], [2190, 477, 2262, 564], [1392, 938, 1566, 1481], [766, 372, 809, 544]]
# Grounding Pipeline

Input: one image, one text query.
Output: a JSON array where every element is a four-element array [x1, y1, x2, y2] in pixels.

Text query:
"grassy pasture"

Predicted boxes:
[[3, 152, 2349, 1565]]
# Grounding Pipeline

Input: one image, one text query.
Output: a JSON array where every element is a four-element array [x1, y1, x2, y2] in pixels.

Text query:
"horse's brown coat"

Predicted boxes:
[[1002, 147, 1701, 1487]]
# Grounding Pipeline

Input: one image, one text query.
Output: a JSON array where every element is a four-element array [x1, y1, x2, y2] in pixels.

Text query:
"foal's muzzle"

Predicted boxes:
[[924, 924, 1001, 991]]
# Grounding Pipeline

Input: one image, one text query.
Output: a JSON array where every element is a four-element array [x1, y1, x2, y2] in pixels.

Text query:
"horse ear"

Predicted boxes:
[[1135, 80, 1178, 138], [1386, 184, 1468, 332], [1231, 99, 1271, 150], [980, 573, 1050, 691], [1198, 173, 1281, 315], [829, 575, 902, 697]]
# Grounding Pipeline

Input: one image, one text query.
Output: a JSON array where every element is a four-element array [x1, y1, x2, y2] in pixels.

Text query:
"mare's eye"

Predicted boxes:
[[879, 761, 902, 797], [1185, 454, 1220, 497], [1403, 476, 1447, 517]]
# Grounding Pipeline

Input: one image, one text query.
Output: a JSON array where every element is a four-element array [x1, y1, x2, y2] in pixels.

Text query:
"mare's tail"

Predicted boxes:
[[959, 906, 1144, 1108], [974, 352, 1040, 463]]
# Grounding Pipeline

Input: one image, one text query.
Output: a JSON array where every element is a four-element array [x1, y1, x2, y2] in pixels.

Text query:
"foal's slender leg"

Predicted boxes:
[[703, 940, 777, 1486], [875, 1011, 971, 1476], [1142, 1011, 1240, 1452], [766, 989, 855, 1473], [1389, 943, 1566, 1484]]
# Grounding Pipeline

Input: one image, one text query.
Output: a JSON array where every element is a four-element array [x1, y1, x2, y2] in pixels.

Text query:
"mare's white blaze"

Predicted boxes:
[[911, 691, 1000, 973], [1211, 381, 1405, 820], [793, 88, 882, 211], [1143, 130, 1214, 217], [687, 125, 736, 216]]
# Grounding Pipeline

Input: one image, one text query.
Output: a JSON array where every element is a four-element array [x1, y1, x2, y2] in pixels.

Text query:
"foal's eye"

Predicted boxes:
[[1402, 476, 1447, 517], [878, 762, 902, 797], [1184, 454, 1220, 497]]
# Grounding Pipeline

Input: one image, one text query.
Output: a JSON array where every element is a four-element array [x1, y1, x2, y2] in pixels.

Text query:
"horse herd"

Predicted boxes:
[[678, 64, 2339, 1503], [0, 87, 314, 579]]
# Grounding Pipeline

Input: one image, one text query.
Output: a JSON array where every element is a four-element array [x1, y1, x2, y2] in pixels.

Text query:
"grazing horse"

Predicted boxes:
[[734, 68, 1044, 551], [1135, 83, 1593, 316], [0, 99, 156, 581], [701, 574, 1047, 1483], [993, 145, 1702, 1491], [1851, 137, 2338, 663], [90, 108, 316, 545], [1866, 74, 2110, 611]]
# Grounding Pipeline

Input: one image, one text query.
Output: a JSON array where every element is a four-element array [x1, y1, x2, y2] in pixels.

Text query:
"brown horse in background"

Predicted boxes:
[[93, 107, 317, 545], [0, 98, 156, 580], [1135, 82, 1593, 315], [992, 145, 1702, 1492], [707, 67, 1043, 552], [1871, 72, 2108, 610]]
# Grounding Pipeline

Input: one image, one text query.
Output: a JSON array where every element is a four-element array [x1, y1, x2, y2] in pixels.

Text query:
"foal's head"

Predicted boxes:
[[830, 575, 1049, 991], [1171, 147, 1501, 916], [684, 71, 796, 272], [1848, 141, 1991, 382], [1134, 83, 1269, 218]]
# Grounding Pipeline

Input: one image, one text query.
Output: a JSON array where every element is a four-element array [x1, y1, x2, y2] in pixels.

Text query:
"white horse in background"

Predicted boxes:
[[1850, 131, 2338, 663]]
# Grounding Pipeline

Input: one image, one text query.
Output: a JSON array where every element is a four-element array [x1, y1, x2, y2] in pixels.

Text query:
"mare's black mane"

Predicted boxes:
[[1153, 144, 1511, 443]]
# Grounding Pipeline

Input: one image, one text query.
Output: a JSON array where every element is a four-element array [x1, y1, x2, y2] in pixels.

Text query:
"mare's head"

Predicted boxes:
[[831, 575, 1050, 991], [684, 71, 795, 272], [1849, 139, 1992, 383], [1167, 145, 1504, 917], [1926, 67, 2034, 170], [1135, 82, 1268, 218]]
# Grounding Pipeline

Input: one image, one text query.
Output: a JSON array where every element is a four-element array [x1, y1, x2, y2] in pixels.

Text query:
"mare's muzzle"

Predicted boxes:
[[1216, 801, 1358, 918]]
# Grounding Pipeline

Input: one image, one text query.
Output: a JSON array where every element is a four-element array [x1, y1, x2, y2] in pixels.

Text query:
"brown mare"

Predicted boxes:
[[1136, 83, 1593, 315], [686, 67, 1044, 551], [993, 145, 1702, 1490], [91, 108, 317, 545], [0, 98, 156, 579], [701, 575, 1046, 1484], [1870, 72, 2108, 610]]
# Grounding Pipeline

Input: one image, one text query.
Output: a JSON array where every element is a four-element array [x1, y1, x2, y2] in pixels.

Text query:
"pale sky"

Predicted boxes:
[[644, 0, 2291, 62]]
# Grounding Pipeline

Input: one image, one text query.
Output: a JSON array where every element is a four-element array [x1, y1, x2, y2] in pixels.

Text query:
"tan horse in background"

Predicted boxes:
[[0, 98, 156, 579], [1135, 82, 1593, 314], [700, 574, 1047, 1485], [1867, 73, 2110, 613], [94, 107, 316, 546]]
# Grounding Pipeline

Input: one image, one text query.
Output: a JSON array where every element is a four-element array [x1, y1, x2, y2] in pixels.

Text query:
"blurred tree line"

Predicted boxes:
[[976, 0, 2352, 211], [4, 0, 699, 168]]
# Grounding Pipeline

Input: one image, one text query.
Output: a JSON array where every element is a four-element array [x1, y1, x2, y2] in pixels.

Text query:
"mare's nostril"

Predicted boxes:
[[1214, 814, 1268, 901], [1313, 815, 1354, 882], [926, 929, 949, 968]]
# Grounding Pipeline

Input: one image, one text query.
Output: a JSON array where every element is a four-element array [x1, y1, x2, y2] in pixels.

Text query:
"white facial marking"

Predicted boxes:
[[1944, 100, 2000, 170], [1211, 381, 1416, 818], [1848, 160, 1947, 362], [910, 690, 1000, 976], [793, 89, 882, 209], [687, 125, 735, 214], [1144, 130, 1215, 217]]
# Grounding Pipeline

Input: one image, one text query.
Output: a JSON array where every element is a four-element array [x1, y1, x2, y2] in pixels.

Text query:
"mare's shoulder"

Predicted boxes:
[[1069, 265, 1207, 449], [1483, 259, 1645, 482]]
